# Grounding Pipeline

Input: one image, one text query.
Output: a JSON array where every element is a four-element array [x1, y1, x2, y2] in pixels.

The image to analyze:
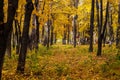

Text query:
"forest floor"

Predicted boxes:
[[2, 44, 120, 80]]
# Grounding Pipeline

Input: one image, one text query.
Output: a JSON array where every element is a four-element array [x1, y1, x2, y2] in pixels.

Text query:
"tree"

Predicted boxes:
[[89, 0, 95, 52], [97, 0, 109, 56], [6, 0, 18, 57], [116, 0, 120, 54], [62, 25, 67, 44], [50, 15, 54, 45], [73, 0, 79, 48], [16, 0, 34, 73], [34, 0, 40, 49], [6, 29, 12, 58], [97, 0, 103, 56], [14, 13, 22, 54], [0, 0, 6, 79], [47, 19, 51, 48], [0, 0, 18, 79], [116, 0, 120, 48]]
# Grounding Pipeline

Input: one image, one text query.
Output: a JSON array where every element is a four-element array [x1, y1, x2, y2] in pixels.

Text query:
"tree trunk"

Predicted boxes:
[[0, 0, 18, 79], [0, 27, 6, 80], [116, 1, 120, 48], [35, 0, 40, 49], [117, 0, 120, 54], [108, 12, 114, 47], [50, 15, 54, 45], [50, 25, 54, 45], [63, 25, 67, 45], [89, 0, 95, 52], [54, 32, 57, 44], [0, 0, 6, 79], [67, 25, 70, 44], [73, 15, 77, 47], [35, 16, 39, 49], [47, 20, 51, 48], [5, 0, 18, 56], [97, 0, 103, 56], [103, 29, 107, 47], [97, 0, 109, 56], [42, 26, 45, 43], [73, 0, 79, 48], [14, 19, 21, 54], [16, 0, 34, 73], [6, 29, 12, 58]]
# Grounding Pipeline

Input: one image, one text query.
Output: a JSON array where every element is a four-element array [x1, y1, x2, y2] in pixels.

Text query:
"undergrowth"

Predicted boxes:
[[2, 44, 120, 80]]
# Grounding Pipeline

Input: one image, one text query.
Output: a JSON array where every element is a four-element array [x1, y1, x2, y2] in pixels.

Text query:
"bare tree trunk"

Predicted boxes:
[[6, 29, 12, 58], [97, 0, 109, 56], [97, 0, 103, 56], [50, 15, 54, 45], [89, 0, 95, 52], [54, 32, 57, 44], [67, 25, 70, 44], [116, 0, 120, 54], [35, 16, 39, 49], [42, 26, 45, 44], [0, 1, 6, 79], [0, 27, 6, 80], [73, 16, 77, 47], [73, 0, 79, 48], [35, 0, 40, 49], [14, 19, 21, 54], [47, 19, 51, 48], [63, 25, 67, 45], [0, 0, 18, 79], [50, 25, 54, 45], [5, 0, 18, 57], [108, 11, 114, 47], [116, 1, 120, 48], [103, 29, 107, 47], [16, 0, 34, 73]]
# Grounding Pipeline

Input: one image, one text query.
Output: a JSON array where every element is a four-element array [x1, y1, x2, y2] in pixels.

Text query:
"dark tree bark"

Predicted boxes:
[[63, 25, 67, 45], [96, 0, 100, 48], [41, 0, 46, 45], [6, 0, 18, 38], [0, 26, 6, 80], [73, 0, 79, 48], [42, 26, 45, 43], [67, 15, 70, 44], [50, 25, 54, 45], [6, 29, 12, 58], [54, 32, 57, 44], [35, 17, 39, 49], [0, 0, 18, 79], [67, 25, 70, 44], [16, 0, 34, 73], [116, 1, 120, 48], [73, 16, 77, 47], [35, 0, 40, 49], [0, 1, 6, 79], [47, 19, 51, 48], [14, 19, 21, 54], [5, 0, 18, 56], [108, 10, 114, 45], [97, 0, 109, 56], [103, 29, 107, 47], [117, 0, 120, 54], [97, 0, 103, 56], [50, 15, 54, 45], [89, 0, 95, 52]]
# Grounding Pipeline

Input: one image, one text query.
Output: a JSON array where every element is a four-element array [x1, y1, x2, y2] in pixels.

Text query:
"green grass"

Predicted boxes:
[[2, 44, 120, 80]]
